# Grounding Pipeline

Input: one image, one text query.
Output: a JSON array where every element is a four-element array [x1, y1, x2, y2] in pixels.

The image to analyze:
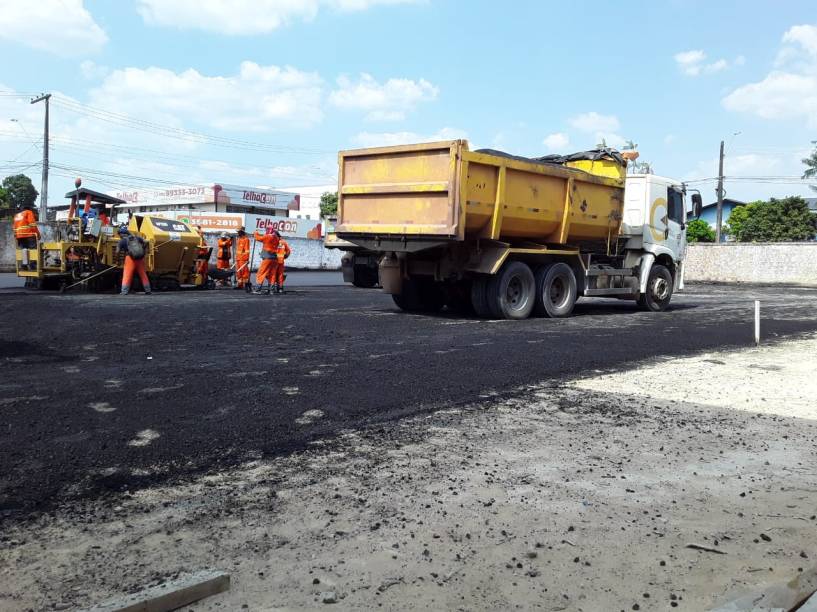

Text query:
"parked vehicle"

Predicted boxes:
[[334, 140, 701, 318]]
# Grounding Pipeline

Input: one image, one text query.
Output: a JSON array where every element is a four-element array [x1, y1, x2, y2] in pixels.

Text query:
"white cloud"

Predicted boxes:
[[80, 60, 109, 80], [674, 50, 706, 75], [353, 127, 466, 148], [542, 132, 569, 150], [329, 74, 438, 121], [136, 0, 421, 35], [568, 112, 620, 133], [723, 24, 817, 128], [89, 62, 324, 131], [674, 49, 740, 76], [0, 0, 107, 56]]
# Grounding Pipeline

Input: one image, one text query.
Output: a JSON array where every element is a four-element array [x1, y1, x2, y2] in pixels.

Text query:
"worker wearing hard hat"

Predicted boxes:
[[273, 232, 291, 293], [253, 228, 280, 294], [195, 225, 209, 282], [116, 225, 152, 295], [13, 204, 40, 270], [216, 230, 232, 267], [234, 227, 251, 290]]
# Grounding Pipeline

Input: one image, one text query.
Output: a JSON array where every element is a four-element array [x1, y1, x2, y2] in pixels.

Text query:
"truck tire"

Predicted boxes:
[[637, 264, 673, 312], [352, 264, 378, 288], [470, 276, 492, 318], [534, 262, 577, 318], [486, 261, 535, 320]]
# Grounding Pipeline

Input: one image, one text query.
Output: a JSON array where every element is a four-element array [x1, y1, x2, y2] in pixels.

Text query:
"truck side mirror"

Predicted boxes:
[[691, 193, 702, 218]]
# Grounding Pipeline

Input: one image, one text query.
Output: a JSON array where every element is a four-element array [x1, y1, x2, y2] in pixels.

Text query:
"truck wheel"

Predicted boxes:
[[352, 265, 377, 288], [486, 261, 535, 320], [637, 264, 673, 312], [470, 276, 492, 318], [534, 263, 577, 318]]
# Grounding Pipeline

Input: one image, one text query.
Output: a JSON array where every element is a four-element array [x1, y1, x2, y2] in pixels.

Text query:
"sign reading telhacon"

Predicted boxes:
[[114, 183, 300, 211]]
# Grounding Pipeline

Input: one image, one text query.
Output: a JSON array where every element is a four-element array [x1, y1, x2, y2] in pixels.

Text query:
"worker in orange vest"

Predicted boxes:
[[234, 227, 251, 290], [216, 232, 233, 286], [253, 228, 280, 294], [273, 233, 291, 293], [13, 205, 40, 271], [195, 225, 210, 284], [13, 204, 40, 247]]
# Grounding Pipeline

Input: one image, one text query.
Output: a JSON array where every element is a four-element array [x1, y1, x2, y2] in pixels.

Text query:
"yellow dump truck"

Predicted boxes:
[[335, 140, 702, 318], [16, 186, 209, 291]]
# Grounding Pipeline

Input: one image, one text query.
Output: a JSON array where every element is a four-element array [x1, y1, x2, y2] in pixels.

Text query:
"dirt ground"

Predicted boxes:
[[1, 333, 815, 611]]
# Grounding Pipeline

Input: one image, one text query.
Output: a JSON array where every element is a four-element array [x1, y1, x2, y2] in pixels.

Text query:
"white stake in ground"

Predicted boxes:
[[754, 300, 760, 346]]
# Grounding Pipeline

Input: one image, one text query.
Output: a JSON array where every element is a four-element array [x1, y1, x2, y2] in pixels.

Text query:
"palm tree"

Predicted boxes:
[[802, 141, 817, 191]]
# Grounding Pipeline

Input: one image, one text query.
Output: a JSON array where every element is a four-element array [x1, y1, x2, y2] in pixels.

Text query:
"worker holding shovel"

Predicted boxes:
[[234, 227, 251, 290]]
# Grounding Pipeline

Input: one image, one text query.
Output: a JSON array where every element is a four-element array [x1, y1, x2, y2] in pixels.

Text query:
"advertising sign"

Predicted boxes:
[[165, 211, 323, 239], [173, 212, 244, 232], [114, 183, 299, 211]]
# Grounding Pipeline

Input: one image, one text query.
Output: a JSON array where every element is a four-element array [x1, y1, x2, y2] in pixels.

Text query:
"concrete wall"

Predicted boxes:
[[0, 223, 343, 272], [0, 222, 14, 272], [686, 242, 817, 286]]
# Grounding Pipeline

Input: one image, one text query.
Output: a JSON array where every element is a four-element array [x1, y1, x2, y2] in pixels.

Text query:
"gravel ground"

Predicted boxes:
[[1, 331, 816, 611]]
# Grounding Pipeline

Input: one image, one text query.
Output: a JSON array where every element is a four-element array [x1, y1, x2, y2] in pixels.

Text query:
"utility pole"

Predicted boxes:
[[715, 139, 725, 243], [30, 93, 51, 220]]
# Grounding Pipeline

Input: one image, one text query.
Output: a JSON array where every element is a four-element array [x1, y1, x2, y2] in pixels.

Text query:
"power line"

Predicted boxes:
[[50, 95, 333, 155]]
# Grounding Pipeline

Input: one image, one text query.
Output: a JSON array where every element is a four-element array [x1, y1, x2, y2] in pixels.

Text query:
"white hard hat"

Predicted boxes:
[[221, 232, 227, 238]]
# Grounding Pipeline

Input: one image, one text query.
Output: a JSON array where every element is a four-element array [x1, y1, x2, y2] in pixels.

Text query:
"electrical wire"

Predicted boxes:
[[51, 95, 334, 155]]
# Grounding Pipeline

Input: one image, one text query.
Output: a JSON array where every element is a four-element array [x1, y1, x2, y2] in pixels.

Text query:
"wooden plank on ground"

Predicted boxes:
[[80, 570, 230, 612]]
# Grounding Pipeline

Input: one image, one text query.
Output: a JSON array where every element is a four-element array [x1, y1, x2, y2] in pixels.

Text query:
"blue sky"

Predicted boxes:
[[1, 0, 816, 205]]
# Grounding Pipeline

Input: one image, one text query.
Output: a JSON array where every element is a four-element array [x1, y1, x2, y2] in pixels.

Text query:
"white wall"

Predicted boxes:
[[685, 243, 817, 285], [280, 184, 336, 221]]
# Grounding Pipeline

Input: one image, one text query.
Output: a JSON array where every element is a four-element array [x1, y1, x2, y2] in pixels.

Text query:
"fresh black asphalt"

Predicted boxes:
[[1, 283, 816, 519]]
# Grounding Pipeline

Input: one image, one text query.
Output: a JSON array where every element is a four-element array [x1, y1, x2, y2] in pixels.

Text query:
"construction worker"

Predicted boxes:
[[195, 225, 209, 282], [234, 227, 251, 290], [116, 225, 152, 295], [273, 232, 291, 293], [13, 204, 40, 270], [216, 231, 233, 286], [253, 228, 280, 294], [97, 206, 111, 226], [13, 204, 40, 248]]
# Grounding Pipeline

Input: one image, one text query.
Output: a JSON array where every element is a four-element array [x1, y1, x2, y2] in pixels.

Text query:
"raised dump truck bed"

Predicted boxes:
[[336, 140, 697, 319]]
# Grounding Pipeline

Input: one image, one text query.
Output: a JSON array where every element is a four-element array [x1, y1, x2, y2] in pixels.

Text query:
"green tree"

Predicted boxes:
[[802, 141, 817, 191], [0, 186, 11, 221], [723, 202, 755, 239], [320, 191, 338, 218], [730, 197, 816, 242], [685, 218, 715, 243], [1, 174, 38, 211]]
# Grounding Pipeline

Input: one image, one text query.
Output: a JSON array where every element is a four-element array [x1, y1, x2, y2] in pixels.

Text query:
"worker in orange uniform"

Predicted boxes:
[[195, 225, 210, 284], [253, 228, 280, 294], [13, 204, 41, 270], [97, 206, 111, 226], [116, 225, 152, 295], [234, 227, 251, 290], [216, 232, 233, 286], [273, 232, 291, 293]]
